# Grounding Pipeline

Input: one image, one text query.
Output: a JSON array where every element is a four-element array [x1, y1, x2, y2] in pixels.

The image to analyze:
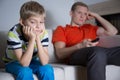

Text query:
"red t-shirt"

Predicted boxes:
[[52, 24, 98, 47]]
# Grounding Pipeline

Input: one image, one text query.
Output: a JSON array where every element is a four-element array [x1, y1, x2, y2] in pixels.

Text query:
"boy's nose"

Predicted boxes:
[[36, 24, 40, 29]]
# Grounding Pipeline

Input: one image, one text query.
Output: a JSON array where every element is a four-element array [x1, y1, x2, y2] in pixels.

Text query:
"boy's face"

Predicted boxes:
[[22, 15, 45, 34], [70, 5, 88, 26]]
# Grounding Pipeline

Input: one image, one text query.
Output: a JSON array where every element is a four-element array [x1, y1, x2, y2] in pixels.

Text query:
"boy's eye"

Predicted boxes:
[[40, 22, 44, 24], [30, 21, 35, 24]]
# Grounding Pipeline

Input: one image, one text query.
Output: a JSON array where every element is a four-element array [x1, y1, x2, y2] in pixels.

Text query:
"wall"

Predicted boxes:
[[89, 0, 120, 15], [0, 0, 74, 31], [0, 0, 108, 31], [75, 0, 108, 5]]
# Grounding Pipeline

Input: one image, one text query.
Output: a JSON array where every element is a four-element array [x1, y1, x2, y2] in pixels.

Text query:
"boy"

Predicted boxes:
[[52, 2, 120, 80], [4, 1, 54, 80]]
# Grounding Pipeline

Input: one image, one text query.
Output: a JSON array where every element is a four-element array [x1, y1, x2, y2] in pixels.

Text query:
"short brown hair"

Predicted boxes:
[[71, 2, 89, 11], [20, 1, 45, 20]]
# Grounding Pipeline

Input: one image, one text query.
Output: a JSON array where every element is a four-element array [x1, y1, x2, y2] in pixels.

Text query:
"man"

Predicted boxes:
[[52, 2, 120, 80]]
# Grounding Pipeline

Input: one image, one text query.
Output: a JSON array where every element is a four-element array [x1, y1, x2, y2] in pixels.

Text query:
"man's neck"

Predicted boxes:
[[70, 22, 83, 27]]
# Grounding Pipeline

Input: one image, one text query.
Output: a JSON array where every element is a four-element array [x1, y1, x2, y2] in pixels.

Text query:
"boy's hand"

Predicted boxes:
[[22, 26, 36, 40], [35, 26, 45, 41], [35, 29, 44, 41]]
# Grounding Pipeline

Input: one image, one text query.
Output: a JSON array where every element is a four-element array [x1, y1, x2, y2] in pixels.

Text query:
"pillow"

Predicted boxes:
[[98, 35, 120, 48]]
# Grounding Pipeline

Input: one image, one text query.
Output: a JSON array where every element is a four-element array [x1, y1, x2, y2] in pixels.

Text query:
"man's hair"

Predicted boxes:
[[20, 1, 45, 20], [71, 2, 89, 11]]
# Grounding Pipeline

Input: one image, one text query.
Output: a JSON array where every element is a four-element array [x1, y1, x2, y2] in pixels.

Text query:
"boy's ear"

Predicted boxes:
[[19, 19, 24, 26]]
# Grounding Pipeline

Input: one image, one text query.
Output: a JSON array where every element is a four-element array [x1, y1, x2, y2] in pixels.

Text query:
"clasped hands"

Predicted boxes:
[[76, 39, 99, 49]]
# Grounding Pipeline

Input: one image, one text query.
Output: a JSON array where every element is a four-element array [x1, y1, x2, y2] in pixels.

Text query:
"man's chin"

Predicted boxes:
[[77, 23, 84, 26]]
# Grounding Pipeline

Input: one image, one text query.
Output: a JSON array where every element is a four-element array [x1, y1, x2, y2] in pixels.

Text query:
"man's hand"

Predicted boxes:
[[87, 12, 99, 20], [75, 39, 99, 49]]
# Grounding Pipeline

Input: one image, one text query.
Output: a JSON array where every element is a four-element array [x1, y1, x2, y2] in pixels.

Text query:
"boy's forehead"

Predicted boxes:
[[29, 15, 45, 21]]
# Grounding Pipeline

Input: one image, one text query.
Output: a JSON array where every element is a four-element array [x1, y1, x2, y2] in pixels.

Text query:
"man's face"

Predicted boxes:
[[23, 15, 45, 34], [71, 5, 88, 26]]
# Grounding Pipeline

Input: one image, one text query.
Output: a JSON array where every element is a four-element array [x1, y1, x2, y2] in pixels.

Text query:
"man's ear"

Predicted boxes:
[[70, 11, 73, 17]]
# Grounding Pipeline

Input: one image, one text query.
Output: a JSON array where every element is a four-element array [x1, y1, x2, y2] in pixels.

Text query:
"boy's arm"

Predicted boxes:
[[14, 26, 36, 67], [14, 37, 35, 67], [88, 12, 118, 36], [36, 37, 49, 65]]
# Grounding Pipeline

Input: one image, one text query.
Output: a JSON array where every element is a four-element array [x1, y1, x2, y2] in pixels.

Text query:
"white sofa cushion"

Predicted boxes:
[[0, 66, 65, 80], [47, 30, 58, 63], [106, 65, 120, 80]]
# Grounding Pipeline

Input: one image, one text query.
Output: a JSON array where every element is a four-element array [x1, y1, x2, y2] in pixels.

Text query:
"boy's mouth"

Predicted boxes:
[[35, 30, 43, 33]]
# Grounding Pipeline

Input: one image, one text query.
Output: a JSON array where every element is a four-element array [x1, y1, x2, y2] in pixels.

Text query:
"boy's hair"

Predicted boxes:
[[71, 2, 89, 11], [20, 1, 45, 20]]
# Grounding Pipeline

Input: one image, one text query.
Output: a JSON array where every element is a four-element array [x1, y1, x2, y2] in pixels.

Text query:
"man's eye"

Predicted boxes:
[[77, 11, 81, 14], [84, 13, 87, 16]]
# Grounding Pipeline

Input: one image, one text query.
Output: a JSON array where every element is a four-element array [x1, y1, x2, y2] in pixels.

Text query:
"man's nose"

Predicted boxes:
[[80, 13, 84, 18]]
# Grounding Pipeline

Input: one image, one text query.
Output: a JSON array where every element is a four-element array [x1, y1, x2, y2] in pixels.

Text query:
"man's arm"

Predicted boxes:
[[54, 40, 98, 59], [88, 12, 118, 36], [54, 41, 78, 59]]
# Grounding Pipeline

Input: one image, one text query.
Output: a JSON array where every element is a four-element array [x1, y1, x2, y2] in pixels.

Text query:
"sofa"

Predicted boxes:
[[1, 29, 120, 80]]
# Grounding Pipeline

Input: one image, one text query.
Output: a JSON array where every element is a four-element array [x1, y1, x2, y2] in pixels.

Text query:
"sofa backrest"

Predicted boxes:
[[0, 31, 7, 68], [0, 29, 58, 68], [47, 29, 58, 63]]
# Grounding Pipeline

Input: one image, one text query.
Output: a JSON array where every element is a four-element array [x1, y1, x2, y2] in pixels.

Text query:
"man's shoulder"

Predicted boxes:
[[82, 24, 98, 29], [57, 25, 65, 29], [55, 24, 71, 30], [54, 25, 65, 32]]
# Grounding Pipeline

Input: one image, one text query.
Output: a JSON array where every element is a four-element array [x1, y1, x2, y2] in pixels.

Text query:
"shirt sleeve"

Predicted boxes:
[[41, 30, 49, 47], [88, 24, 98, 39], [82, 24, 98, 39], [7, 31, 22, 50], [52, 26, 66, 44]]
